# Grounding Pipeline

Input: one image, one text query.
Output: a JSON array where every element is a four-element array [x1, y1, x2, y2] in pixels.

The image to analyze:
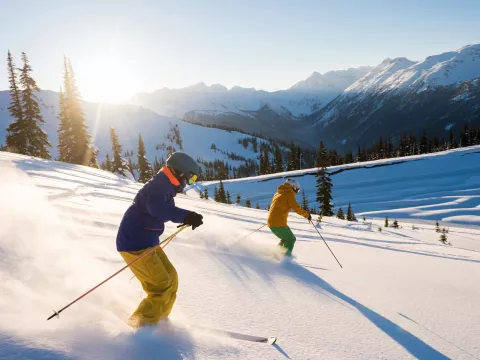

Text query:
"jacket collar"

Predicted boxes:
[[160, 166, 181, 186]]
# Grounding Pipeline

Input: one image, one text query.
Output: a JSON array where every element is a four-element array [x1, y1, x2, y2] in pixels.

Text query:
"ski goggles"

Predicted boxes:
[[186, 172, 198, 185]]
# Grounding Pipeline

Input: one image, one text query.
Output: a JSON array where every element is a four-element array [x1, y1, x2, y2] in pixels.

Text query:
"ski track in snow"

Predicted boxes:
[[1, 151, 480, 359]]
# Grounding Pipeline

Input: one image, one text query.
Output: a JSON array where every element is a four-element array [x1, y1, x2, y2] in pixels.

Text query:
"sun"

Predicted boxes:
[[76, 56, 137, 104]]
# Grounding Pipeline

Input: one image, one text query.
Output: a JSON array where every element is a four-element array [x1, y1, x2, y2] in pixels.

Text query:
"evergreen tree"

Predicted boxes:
[[109, 127, 128, 176], [315, 144, 334, 216], [296, 146, 302, 170], [392, 219, 399, 229], [6, 52, 51, 158], [57, 58, 94, 165], [316, 213, 323, 224], [218, 180, 227, 203], [273, 144, 283, 173], [344, 150, 354, 164], [336, 208, 345, 220], [89, 146, 99, 168], [255, 203, 260, 209], [448, 129, 456, 149], [301, 189, 309, 211], [5, 50, 25, 154], [436, 220, 440, 233], [57, 88, 71, 161], [287, 141, 296, 171], [460, 124, 470, 147], [384, 216, 389, 227], [127, 157, 135, 180], [419, 128, 428, 154], [258, 151, 265, 175], [245, 199, 252, 208], [213, 186, 219, 201], [199, 191, 204, 199], [346, 202, 356, 221], [152, 156, 162, 174], [137, 133, 153, 183], [103, 153, 112, 171], [236, 193, 241, 205], [203, 188, 209, 200], [226, 191, 232, 204], [316, 141, 326, 167]]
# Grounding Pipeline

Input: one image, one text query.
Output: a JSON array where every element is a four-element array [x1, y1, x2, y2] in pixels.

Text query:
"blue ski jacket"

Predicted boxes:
[[116, 167, 190, 252]]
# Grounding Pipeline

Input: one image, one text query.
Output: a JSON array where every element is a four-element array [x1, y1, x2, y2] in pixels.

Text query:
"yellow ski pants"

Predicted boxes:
[[120, 246, 178, 328]]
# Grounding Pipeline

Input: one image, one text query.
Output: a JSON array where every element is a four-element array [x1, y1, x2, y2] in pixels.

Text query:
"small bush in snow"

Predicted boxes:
[[412, 224, 417, 230], [392, 220, 399, 229], [384, 216, 389, 227], [336, 208, 345, 220], [378, 227, 382, 232], [439, 233, 448, 244], [436, 220, 441, 233]]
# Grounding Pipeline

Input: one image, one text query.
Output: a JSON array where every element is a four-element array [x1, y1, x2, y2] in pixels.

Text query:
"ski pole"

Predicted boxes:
[[232, 224, 267, 246], [47, 225, 188, 321], [309, 220, 343, 268]]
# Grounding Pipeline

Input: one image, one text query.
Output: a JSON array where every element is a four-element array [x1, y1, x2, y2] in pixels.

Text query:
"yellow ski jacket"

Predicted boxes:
[[267, 183, 309, 227]]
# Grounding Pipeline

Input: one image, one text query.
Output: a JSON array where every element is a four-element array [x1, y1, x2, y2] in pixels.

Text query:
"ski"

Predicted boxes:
[[188, 325, 277, 345]]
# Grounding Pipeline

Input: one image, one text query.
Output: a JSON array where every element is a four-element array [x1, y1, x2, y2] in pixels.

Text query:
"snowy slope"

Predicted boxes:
[[197, 146, 480, 228], [0, 90, 272, 169], [345, 58, 417, 94], [346, 44, 480, 94], [1, 151, 480, 360]]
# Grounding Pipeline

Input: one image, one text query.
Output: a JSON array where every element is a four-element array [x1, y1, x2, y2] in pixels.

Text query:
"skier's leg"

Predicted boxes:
[[269, 226, 296, 255], [120, 248, 174, 328], [269, 227, 285, 248], [157, 248, 178, 317]]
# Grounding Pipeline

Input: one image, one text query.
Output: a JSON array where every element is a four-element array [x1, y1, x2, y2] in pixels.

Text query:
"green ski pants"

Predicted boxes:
[[269, 226, 296, 254]]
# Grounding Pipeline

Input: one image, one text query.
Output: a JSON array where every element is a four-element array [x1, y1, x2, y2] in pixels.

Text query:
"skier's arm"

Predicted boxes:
[[146, 190, 189, 224], [287, 193, 310, 219]]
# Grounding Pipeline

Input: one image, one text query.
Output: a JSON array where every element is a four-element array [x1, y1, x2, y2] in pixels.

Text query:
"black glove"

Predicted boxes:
[[307, 213, 312, 221], [183, 211, 203, 230]]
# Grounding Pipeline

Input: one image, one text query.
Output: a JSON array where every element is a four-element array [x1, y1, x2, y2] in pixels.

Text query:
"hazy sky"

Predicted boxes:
[[0, 0, 479, 102]]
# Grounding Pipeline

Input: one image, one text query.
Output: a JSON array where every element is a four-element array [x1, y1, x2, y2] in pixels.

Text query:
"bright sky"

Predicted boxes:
[[0, 0, 479, 103]]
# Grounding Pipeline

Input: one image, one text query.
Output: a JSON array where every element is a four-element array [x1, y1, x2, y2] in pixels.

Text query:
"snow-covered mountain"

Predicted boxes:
[[129, 67, 372, 140], [346, 44, 480, 94], [291, 66, 373, 91], [305, 44, 480, 149], [1, 150, 479, 359]]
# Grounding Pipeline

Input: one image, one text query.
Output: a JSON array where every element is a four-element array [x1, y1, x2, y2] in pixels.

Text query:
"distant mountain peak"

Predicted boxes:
[[290, 66, 374, 91]]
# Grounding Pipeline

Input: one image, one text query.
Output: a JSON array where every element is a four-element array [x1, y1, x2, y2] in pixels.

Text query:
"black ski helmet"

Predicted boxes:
[[166, 152, 200, 178]]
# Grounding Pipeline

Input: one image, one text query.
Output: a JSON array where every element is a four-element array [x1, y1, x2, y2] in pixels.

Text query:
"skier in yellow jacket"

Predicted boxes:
[[267, 178, 311, 256]]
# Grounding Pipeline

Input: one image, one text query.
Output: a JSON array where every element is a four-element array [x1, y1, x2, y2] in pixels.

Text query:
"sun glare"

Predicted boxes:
[[77, 56, 137, 104]]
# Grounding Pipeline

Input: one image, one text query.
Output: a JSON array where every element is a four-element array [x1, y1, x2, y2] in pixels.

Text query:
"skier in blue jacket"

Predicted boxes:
[[116, 152, 203, 328]]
